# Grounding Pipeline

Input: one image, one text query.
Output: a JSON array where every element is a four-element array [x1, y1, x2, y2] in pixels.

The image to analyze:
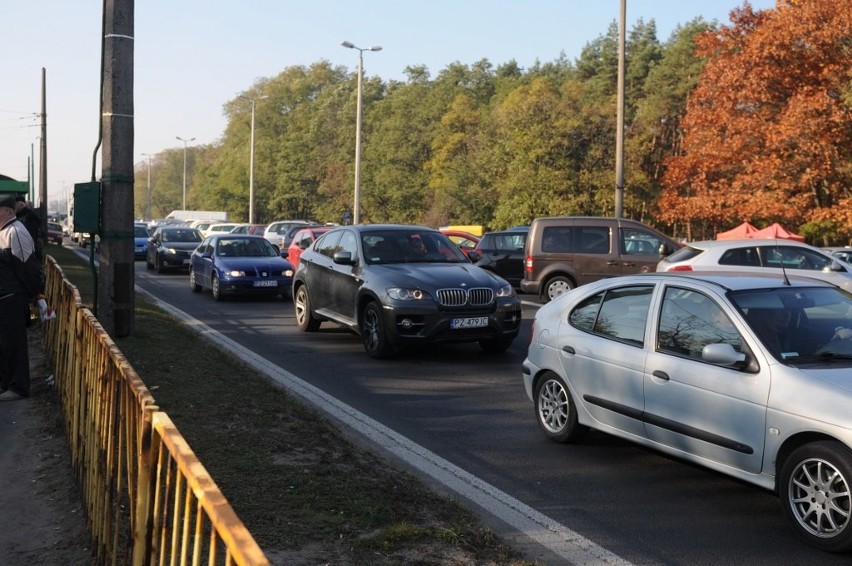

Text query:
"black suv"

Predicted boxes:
[[292, 225, 522, 358]]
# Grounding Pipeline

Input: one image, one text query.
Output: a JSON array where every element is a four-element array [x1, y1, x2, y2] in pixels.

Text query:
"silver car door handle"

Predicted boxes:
[[562, 345, 575, 355], [652, 370, 670, 381]]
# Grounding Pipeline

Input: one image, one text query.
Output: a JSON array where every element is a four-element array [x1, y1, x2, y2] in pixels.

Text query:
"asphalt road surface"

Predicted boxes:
[[133, 263, 850, 566]]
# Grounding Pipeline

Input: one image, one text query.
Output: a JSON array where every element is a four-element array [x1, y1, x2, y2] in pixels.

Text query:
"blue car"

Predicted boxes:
[[134, 223, 150, 260], [189, 234, 294, 301]]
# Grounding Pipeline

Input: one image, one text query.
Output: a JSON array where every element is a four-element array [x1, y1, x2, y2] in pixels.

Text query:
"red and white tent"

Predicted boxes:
[[749, 222, 806, 242], [716, 221, 805, 242], [716, 222, 759, 240]]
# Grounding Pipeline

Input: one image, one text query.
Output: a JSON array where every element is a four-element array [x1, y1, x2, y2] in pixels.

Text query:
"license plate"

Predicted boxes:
[[450, 316, 488, 329], [253, 280, 278, 288], [182, 259, 190, 265]]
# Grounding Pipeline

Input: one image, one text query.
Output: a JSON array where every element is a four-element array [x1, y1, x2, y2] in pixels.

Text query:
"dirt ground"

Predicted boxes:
[[0, 327, 92, 565]]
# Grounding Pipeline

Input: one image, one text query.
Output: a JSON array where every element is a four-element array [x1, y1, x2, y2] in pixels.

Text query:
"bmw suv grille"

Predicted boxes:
[[436, 287, 494, 307]]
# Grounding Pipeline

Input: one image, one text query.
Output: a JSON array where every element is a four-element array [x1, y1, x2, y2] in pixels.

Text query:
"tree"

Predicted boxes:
[[659, 0, 852, 241]]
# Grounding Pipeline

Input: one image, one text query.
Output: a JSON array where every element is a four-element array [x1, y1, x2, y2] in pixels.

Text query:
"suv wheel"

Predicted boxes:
[[544, 275, 574, 302], [361, 302, 395, 359], [294, 285, 320, 331]]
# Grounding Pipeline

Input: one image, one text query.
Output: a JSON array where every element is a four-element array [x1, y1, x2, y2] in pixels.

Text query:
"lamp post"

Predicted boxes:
[[141, 153, 153, 219], [341, 40, 382, 225], [176, 136, 195, 210], [239, 94, 268, 224]]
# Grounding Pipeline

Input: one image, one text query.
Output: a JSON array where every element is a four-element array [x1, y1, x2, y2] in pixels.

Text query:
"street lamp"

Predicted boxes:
[[176, 136, 195, 210], [141, 153, 153, 219], [239, 94, 268, 224], [341, 40, 382, 225]]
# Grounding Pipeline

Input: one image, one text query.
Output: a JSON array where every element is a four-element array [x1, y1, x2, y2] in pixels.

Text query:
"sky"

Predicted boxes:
[[1, 0, 776, 210]]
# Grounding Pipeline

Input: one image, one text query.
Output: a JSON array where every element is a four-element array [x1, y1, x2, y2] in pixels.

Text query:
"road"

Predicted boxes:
[[134, 264, 850, 565]]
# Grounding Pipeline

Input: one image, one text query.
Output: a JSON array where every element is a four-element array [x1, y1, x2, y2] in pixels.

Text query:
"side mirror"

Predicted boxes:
[[467, 250, 481, 263], [333, 251, 356, 265], [702, 343, 746, 366]]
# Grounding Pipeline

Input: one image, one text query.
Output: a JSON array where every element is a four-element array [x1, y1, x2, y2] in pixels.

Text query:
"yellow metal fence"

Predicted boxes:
[[41, 256, 269, 566]]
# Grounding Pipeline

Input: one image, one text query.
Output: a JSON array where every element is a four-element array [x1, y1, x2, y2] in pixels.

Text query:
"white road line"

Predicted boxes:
[[136, 285, 633, 566]]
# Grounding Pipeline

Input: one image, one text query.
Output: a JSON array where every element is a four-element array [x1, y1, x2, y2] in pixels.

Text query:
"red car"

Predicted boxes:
[[287, 226, 332, 269], [438, 229, 480, 257], [47, 221, 64, 245]]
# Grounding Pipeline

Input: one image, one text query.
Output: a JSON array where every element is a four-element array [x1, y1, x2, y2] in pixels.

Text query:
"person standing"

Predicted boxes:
[[15, 194, 44, 262], [0, 193, 44, 401]]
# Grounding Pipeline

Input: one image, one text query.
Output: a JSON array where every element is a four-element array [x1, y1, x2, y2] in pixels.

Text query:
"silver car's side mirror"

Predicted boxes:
[[702, 343, 746, 366]]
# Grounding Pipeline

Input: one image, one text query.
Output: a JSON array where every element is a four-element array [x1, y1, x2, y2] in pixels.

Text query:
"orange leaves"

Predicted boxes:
[[659, 0, 852, 234]]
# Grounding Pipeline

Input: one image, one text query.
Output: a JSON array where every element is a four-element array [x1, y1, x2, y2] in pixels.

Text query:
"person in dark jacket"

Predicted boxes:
[[15, 194, 44, 261], [0, 193, 45, 401]]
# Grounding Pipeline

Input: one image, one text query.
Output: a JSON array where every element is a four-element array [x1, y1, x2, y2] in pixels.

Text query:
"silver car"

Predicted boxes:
[[657, 238, 852, 291], [523, 272, 852, 552]]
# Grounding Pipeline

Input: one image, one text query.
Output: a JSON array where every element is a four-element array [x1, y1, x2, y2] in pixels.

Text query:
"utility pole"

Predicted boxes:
[[614, 0, 626, 218], [39, 69, 48, 241], [98, 0, 135, 337]]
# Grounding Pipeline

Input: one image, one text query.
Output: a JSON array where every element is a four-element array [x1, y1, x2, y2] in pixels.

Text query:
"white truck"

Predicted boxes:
[[166, 210, 229, 223]]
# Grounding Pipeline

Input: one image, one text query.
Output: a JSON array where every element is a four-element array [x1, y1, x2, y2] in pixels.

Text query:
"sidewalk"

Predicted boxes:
[[0, 326, 91, 565]]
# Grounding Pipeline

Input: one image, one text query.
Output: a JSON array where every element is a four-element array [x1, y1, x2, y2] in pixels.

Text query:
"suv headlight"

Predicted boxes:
[[387, 288, 430, 301], [495, 283, 515, 298]]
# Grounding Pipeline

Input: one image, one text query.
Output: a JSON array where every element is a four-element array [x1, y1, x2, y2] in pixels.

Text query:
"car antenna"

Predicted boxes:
[[776, 238, 791, 286]]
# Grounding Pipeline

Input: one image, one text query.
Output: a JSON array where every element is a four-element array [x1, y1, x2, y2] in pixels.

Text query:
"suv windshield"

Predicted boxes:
[[362, 230, 466, 264]]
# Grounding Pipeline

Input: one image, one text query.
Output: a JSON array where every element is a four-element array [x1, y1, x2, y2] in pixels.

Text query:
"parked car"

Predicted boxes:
[[287, 226, 331, 269], [263, 220, 316, 248], [46, 221, 64, 245], [474, 230, 527, 289], [657, 239, 852, 292], [438, 228, 480, 257], [189, 234, 294, 301], [293, 225, 522, 358], [133, 223, 150, 259], [230, 223, 267, 235], [202, 223, 240, 238], [520, 216, 680, 301], [523, 271, 852, 552], [825, 247, 852, 264], [145, 226, 203, 273]]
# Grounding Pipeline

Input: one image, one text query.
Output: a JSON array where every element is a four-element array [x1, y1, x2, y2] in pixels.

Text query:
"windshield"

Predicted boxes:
[[134, 226, 149, 237], [362, 229, 467, 264], [216, 238, 279, 258], [163, 229, 202, 243], [730, 286, 852, 361]]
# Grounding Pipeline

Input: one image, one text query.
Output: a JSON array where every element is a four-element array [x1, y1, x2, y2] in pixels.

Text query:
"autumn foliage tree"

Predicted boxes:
[[658, 0, 852, 242]]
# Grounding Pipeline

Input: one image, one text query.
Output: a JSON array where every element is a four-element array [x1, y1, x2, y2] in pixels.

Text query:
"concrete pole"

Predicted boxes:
[[614, 0, 626, 218], [98, 0, 135, 337], [39, 68, 48, 241]]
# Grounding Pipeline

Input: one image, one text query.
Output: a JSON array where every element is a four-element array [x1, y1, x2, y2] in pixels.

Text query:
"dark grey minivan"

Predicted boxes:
[[520, 216, 680, 301]]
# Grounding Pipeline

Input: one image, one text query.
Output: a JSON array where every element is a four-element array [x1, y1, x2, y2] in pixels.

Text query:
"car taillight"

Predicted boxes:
[[667, 265, 693, 272], [524, 256, 533, 273]]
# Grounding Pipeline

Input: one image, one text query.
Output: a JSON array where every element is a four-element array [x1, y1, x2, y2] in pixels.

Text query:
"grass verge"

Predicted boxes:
[[47, 244, 536, 565]]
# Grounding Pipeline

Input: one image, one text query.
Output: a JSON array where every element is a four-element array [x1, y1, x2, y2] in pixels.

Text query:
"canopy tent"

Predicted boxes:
[[750, 222, 806, 242], [716, 221, 805, 242], [716, 222, 758, 240]]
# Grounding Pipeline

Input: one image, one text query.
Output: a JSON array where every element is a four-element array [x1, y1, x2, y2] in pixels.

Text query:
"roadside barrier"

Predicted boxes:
[[41, 256, 269, 566]]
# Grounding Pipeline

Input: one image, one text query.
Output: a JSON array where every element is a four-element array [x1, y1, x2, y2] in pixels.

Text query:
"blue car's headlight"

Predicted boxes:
[[495, 283, 515, 298], [387, 288, 430, 301], [225, 270, 245, 277], [283, 269, 294, 277]]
